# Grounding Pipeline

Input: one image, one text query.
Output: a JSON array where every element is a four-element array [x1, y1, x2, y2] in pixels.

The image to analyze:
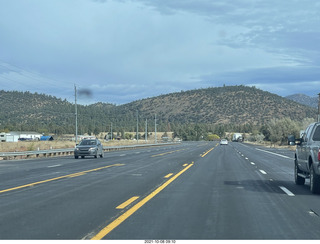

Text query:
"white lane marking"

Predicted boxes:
[[259, 169, 267, 175], [119, 154, 126, 156], [48, 164, 61, 168], [250, 162, 255, 165], [279, 186, 295, 196], [255, 148, 290, 159]]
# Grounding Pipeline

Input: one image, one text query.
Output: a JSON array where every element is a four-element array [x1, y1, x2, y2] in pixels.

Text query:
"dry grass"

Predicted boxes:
[[0, 132, 172, 152]]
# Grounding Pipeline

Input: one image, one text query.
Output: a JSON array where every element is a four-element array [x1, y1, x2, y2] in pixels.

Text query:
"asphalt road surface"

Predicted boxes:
[[1, 141, 320, 240]]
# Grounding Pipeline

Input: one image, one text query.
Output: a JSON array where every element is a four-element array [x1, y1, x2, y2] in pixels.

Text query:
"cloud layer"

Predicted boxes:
[[1, 0, 319, 104]]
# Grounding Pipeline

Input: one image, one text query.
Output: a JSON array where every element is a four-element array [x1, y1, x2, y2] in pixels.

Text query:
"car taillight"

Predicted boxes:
[[318, 149, 320, 161]]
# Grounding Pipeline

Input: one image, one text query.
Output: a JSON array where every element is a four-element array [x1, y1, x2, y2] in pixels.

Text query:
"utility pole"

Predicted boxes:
[[136, 110, 139, 143], [145, 119, 148, 142], [155, 114, 157, 144], [75, 84, 78, 144], [318, 93, 320, 122], [110, 122, 113, 140]]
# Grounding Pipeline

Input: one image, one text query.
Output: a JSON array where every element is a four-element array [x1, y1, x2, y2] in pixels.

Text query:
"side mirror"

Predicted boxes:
[[288, 135, 303, 146], [288, 135, 295, 145]]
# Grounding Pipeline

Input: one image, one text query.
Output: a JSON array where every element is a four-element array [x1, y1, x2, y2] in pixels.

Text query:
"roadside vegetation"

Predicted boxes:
[[0, 117, 315, 152], [0, 132, 170, 152]]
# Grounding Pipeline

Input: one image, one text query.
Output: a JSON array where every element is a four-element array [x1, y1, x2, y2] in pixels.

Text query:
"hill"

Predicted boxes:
[[117, 86, 316, 125], [286, 94, 318, 108], [0, 90, 116, 135], [0, 86, 317, 135]]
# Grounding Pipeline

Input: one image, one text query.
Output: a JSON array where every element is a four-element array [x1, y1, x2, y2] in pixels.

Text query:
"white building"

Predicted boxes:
[[0, 131, 42, 142]]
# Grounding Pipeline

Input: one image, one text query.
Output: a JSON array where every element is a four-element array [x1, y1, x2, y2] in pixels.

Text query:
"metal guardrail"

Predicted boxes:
[[0, 142, 178, 160]]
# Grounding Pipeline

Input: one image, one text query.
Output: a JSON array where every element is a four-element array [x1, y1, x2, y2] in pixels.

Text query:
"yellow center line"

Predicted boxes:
[[164, 173, 173, 178], [116, 196, 140, 209], [91, 163, 194, 240], [201, 147, 215, 157], [68, 172, 87, 178], [0, 163, 124, 194]]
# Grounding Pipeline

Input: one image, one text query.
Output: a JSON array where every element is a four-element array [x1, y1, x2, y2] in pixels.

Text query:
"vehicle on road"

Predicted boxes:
[[288, 122, 320, 193], [74, 139, 104, 159], [220, 139, 228, 145], [232, 133, 243, 142]]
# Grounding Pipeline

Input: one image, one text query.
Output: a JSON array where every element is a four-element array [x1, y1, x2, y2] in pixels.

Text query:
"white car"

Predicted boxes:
[[220, 139, 228, 145]]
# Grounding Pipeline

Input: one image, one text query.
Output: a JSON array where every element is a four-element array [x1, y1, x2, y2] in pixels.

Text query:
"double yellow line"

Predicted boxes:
[[91, 162, 194, 240], [0, 164, 124, 195]]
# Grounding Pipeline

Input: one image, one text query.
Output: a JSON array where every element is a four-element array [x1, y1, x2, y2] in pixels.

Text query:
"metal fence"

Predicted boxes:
[[0, 142, 178, 160]]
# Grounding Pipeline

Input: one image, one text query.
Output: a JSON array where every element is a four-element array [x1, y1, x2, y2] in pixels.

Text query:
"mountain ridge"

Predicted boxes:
[[285, 93, 318, 108], [0, 86, 317, 134]]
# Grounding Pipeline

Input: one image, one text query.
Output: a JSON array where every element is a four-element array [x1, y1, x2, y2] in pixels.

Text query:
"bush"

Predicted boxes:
[[207, 134, 220, 141], [264, 117, 301, 145]]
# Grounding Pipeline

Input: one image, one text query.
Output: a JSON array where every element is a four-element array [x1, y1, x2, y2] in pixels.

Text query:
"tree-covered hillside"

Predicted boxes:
[[0, 86, 317, 140]]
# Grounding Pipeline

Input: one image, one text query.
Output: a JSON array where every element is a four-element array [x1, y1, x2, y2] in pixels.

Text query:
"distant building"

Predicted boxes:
[[0, 131, 42, 142]]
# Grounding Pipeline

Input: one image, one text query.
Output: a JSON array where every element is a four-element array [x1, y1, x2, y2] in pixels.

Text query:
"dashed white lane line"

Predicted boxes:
[[259, 169, 267, 175], [279, 186, 295, 196], [236, 149, 295, 197], [48, 164, 61, 168]]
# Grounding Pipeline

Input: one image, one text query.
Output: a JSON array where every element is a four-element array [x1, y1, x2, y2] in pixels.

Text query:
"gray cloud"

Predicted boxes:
[[0, 0, 319, 104]]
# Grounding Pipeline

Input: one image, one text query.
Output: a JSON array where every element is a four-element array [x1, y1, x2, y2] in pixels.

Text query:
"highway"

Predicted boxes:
[[1, 141, 320, 240]]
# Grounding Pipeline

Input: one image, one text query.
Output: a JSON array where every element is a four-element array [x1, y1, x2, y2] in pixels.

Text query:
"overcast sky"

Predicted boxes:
[[1, 0, 320, 104]]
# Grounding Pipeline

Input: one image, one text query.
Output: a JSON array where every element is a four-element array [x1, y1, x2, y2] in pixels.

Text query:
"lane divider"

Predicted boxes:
[[0, 163, 124, 195], [164, 173, 173, 178], [116, 196, 140, 209], [151, 149, 185, 157], [201, 147, 215, 158], [235, 147, 296, 197], [91, 162, 194, 240], [279, 186, 295, 196]]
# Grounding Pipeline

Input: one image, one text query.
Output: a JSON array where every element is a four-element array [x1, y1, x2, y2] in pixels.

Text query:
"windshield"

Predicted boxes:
[[79, 140, 96, 146], [312, 126, 320, 141]]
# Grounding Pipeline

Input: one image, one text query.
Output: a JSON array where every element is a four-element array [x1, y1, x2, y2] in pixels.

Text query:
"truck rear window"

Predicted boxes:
[[312, 126, 320, 141]]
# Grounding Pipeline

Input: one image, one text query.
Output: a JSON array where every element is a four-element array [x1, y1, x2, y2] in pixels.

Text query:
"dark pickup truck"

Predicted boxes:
[[288, 122, 320, 194]]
